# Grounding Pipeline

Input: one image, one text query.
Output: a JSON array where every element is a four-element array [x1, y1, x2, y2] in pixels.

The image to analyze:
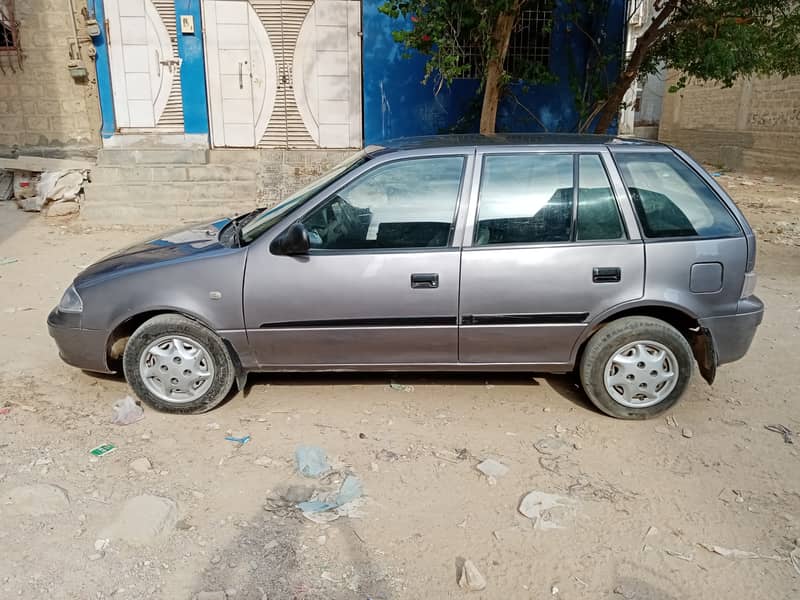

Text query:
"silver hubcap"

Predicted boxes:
[[603, 340, 678, 408], [139, 335, 214, 404]]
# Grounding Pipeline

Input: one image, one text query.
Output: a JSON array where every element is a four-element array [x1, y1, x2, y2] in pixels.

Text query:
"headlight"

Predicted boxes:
[[58, 285, 84, 313]]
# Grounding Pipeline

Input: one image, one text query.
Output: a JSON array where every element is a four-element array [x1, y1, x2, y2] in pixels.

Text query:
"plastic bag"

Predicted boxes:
[[295, 445, 330, 478], [110, 396, 144, 426]]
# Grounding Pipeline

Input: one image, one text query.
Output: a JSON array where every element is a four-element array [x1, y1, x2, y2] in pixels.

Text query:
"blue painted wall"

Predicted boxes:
[[174, 0, 209, 135], [88, 0, 115, 138], [362, 0, 626, 144]]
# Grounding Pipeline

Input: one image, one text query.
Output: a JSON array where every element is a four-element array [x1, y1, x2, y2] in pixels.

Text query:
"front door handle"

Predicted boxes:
[[593, 267, 621, 283], [411, 273, 439, 289]]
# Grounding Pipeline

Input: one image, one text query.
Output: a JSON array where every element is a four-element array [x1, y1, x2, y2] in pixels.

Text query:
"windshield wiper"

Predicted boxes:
[[225, 209, 261, 248]]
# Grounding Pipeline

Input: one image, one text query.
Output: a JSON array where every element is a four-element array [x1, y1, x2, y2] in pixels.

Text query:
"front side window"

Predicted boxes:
[[241, 151, 369, 243], [302, 156, 465, 250], [614, 152, 741, 238], [476, 153, 574, 245]]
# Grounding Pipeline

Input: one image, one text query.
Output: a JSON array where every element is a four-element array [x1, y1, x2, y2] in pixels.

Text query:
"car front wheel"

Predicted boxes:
[[123, 314, 235, 414], [579, 316, 694, 419]]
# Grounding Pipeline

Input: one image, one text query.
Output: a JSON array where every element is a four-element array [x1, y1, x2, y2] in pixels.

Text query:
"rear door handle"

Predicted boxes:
[[411, 273, 439, 289], [593, 267, 621, 283]]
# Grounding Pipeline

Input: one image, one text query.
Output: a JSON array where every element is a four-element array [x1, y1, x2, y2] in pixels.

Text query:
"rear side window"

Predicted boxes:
[[614, 152, 740, 238], [476, 154, 574, 245]]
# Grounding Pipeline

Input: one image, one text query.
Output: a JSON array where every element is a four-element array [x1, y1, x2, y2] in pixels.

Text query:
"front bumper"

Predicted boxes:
[[47, 308, 114, 374], [699, 296, 765, 366]]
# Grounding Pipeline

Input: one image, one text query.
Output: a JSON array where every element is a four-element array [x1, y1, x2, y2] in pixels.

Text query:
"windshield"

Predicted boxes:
[[241, 151, 370, 243]]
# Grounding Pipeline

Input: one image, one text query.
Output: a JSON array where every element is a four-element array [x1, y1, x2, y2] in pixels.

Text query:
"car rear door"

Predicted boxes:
[[458, 148, 645, 366], [243, 151, 472, 367]]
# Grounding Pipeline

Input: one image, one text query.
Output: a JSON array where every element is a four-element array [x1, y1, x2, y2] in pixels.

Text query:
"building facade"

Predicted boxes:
[[2, 0, 627, 157], [0, 0, 101, 157], [659, 72, 800, 173], [2, 0, 627, 222]]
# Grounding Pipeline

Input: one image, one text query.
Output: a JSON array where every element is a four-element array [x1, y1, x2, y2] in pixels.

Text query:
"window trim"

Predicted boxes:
[[470, 151, 631, 249], [294, 154, 471, 255], [575, 153, 628, 243], [610, 150, 744, 241]]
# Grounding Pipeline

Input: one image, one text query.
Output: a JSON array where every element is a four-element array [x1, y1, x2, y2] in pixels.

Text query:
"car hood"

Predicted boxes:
[[75, 218, 233, 288]]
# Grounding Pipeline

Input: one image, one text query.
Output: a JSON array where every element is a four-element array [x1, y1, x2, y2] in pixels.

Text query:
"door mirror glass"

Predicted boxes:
[[270, 222, 310, 255]]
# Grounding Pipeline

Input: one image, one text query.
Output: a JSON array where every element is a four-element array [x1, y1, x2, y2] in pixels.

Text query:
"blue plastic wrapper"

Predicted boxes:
[[295, 445, 330, 478]]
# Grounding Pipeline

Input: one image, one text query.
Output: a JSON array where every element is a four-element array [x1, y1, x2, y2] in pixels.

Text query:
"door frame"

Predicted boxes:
[[456, 145, 646, 366], [242, 148, 477, 367], [105, 0, 176, 131]]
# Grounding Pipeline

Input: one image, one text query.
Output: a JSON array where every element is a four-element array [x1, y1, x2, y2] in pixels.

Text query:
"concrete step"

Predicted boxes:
[[98, 148, 210, 166], [82, 179, 258, 224], [89, 163, 259, 185]]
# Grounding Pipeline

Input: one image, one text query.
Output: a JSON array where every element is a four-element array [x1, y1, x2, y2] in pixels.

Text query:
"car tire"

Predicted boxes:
[[123, 314, 236, 414], [579, 316, 693, 419]]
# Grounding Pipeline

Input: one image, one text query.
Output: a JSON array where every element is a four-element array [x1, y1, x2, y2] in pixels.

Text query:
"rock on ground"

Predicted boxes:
[[46, 200, 80, 217], [130, 457, 152, 472], [99, 494, 178, 546], [3, 483, 70, 515], [458, 559, 487, 591]]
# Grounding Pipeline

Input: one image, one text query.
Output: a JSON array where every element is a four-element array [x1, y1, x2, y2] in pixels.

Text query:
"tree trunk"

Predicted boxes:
[[594, 0, 679, 134], [479, 6, 520, 134]]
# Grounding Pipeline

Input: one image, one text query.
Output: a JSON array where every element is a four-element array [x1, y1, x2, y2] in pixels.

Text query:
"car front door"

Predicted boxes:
[[458, 149, 645, 366], [243, 152, 471, 367]]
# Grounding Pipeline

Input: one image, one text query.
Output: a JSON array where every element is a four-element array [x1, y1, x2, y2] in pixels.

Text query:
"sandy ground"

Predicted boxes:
[[0, 170, 799, 600]]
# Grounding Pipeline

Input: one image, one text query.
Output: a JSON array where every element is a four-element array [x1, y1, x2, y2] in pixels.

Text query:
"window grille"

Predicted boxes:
[[457, 1, 553, 80], [0, 0, 17, 51]]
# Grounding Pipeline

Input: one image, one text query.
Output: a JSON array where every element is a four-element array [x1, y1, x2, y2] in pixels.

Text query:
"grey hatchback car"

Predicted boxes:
[[48, 134, 763, 419]]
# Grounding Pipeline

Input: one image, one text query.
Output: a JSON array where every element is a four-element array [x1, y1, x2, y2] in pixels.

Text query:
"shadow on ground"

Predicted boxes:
[[191, 502, 391, 599]]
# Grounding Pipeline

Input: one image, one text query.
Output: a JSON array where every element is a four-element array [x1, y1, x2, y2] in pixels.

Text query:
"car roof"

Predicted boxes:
[[365, 133, 666, 156]]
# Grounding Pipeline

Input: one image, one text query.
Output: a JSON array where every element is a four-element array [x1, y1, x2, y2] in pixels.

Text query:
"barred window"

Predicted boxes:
[[457, 1, 553, 80], [0, 0, 17, 50]]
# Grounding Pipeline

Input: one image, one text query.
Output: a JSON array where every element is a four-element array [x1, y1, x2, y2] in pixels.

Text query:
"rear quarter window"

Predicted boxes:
[[614, 152, 741, 239]]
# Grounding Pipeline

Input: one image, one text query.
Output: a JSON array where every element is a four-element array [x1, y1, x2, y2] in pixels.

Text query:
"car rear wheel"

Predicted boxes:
[[579, 316, 693, 419], [123, 314, 235, 414]]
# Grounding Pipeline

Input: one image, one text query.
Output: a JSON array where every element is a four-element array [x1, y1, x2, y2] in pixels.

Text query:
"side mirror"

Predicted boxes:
[[270, 222, 310, 255]]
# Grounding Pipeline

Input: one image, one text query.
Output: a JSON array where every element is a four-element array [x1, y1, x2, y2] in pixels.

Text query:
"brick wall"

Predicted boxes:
[[0, 0, 101, 158], [659, 71, 800, 173]]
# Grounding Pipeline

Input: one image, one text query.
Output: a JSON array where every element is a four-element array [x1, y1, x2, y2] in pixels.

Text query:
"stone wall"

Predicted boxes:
[[0, 0, 101, 158], [83, 148, 356, 224], [659, 71, 800, 173]]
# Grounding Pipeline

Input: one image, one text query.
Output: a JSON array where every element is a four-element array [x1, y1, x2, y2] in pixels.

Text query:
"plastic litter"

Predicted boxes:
[[699, 543, 784, 561], [476, 458, 509, 478], [389, 381, 414, 393], [518, 490, 574, 530], [15, 170, 87, 212], [89, 443, 117, 457], [295, 445, 330, 478], [297, 475, 363, 514], [224, 435, 250, 445], [0, 257, 18, 266], [764, 424, 794, 444], [110, 396, 144, 426]]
